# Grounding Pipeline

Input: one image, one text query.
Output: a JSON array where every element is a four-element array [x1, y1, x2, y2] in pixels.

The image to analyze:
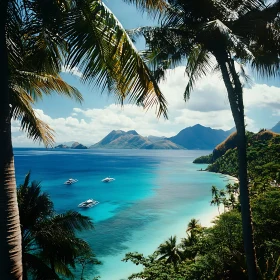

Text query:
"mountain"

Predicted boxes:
[[89, 130, 183, 149], [168, 124, 232, 150], [142, 140, 184, 150], [89, 130, 151, 149], [55, 144, 70, 149], [55, 142, 88, 149], [271, 121, 280, 133], [146, 135, 166, 143]]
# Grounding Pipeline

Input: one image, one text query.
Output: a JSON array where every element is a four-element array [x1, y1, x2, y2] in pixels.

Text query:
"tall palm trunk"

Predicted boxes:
[[0, 1, 23, 279], [216, 52, 258, 279]]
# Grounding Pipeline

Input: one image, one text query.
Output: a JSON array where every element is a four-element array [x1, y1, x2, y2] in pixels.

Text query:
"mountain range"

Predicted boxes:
[[89, 130, 183, 149], [54, 121, 280, 150]]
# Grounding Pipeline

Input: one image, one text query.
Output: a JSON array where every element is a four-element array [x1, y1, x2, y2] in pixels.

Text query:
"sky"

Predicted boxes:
[[12, 0, 280, 147]]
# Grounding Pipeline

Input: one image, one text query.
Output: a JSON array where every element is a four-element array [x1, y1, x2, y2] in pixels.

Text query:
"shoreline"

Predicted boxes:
[[95, 203, 220, 280], [93, 172, 236, 280]]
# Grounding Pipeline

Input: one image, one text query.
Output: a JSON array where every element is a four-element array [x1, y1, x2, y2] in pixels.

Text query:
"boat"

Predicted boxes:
[[102, 177, 115, 183], [78, 199, 99, 208], [64, 178, 78, 185]]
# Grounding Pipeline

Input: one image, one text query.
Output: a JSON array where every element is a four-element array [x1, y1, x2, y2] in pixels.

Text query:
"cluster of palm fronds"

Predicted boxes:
[[17, 172, 98, 279], [7, 0, 169, 147]]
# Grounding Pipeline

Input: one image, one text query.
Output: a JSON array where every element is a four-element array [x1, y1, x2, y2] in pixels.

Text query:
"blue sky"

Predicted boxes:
[[12, 0, 280, 146]]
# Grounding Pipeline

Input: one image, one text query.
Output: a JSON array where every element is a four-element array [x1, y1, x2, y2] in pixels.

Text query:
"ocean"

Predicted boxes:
[[14, 148, 235, 280]]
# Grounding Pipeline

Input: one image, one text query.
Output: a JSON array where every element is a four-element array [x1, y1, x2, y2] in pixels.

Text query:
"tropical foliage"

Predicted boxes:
[[1, 0, 168, 278], [195, 130, 280, 185], [124, 183, 280, 279], [17, 172, 98, 279], [193, 154, 213, 164], [130, 0, 280, 277]]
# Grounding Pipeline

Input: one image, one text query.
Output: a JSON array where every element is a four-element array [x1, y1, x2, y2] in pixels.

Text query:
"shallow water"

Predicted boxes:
[[14, 148, 233, 280]]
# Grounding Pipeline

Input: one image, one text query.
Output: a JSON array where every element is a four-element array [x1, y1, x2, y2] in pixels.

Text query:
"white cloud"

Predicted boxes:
[[61, 65, 83, 78], [243, 84, 280, 114], [159, 67, 230, 112], [12, 66, 280, 146]]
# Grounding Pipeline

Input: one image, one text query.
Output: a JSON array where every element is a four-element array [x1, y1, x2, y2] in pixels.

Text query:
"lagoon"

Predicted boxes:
[[14, 148, 234, 280]]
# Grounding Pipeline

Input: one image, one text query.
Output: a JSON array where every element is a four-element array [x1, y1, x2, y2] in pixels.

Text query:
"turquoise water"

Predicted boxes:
[[14, 148, 234, 280]]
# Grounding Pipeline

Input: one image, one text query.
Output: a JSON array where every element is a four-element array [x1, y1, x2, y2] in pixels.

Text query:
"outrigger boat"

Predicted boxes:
[[78, 199, 99, 208], [64, 178, 78, 185], [102, 177, 115, 183]]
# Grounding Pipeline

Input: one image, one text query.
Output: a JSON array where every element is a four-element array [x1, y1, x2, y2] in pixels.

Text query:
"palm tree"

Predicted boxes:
[[77, 252, 101, 280], [211, 195, 222, 215], [17, 172, 95, 279], [186, 218, 202, 233], [0, 1, 168, 278], [211, 186, 219, 198], [156, 236, 183, 269], [10, 35, 83, 146], [133, 1, 280, 278], [183, 219, 203, 261], [210, 186, 223, 214]]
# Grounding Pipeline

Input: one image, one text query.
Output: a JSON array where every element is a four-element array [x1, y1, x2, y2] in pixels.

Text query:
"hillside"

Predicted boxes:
[[193, 129, 280, 178], [89, 130, 183, 149], [168, 124, 232, 150]]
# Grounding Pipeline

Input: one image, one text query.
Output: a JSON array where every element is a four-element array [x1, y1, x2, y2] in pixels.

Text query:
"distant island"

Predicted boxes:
[[54, 122, 280, 150], [55, 141, 88, 149]]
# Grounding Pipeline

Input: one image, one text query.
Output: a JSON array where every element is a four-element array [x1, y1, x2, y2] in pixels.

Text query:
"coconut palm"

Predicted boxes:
[[186, 218, 202, 233], [181, 231, 200, 261], [211, 195, 222, 215], [17, 172, 95, 280], [156, 236, 183, 269], [0, 1, 168, 278], [211, 185, 219, 198], [132, 1, 280, 278], [182, 219, 203, 261], [210, 186, 223, 214]]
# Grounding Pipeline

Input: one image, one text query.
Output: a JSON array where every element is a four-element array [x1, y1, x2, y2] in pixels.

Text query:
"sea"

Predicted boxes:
[[14, 148, 236, 280]]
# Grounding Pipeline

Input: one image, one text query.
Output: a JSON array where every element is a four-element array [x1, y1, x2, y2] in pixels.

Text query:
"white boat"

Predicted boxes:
[[64, 178, 78, 185], [102, 177, 115, 183], [78, 199, 99, 208]]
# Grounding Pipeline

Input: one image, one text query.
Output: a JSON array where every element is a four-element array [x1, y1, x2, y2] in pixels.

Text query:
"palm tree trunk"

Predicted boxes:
[[216, 53, 258, 279], [0, 1, 22, 279]]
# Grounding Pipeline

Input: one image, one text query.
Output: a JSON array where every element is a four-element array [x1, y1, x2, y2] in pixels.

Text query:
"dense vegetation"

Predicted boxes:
[[124, 129, 280, 279], [17, 173, 100, 280], [194, 130, 280, 183], [124, 182, 280, 279], [1, 1, 168, 278], [193, 154, 213, 164]]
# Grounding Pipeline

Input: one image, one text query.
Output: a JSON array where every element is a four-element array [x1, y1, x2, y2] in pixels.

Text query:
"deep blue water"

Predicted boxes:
[[14, 148, 235, 280]]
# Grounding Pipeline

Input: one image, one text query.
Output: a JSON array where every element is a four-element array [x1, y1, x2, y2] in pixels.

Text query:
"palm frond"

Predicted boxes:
[[239, 63, 254, 87], [65, 0, 168, 118], [184, 46, 213, 101], [20, 0, 69, 74], [123, 0, 167, 14], [12, 70, 83, 102], [39, 211, 94, 234], [201, 19, 254, 60], [24, 253, 60, 280], [10, 86, 55, 146], [127, 26, 151, 43]]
